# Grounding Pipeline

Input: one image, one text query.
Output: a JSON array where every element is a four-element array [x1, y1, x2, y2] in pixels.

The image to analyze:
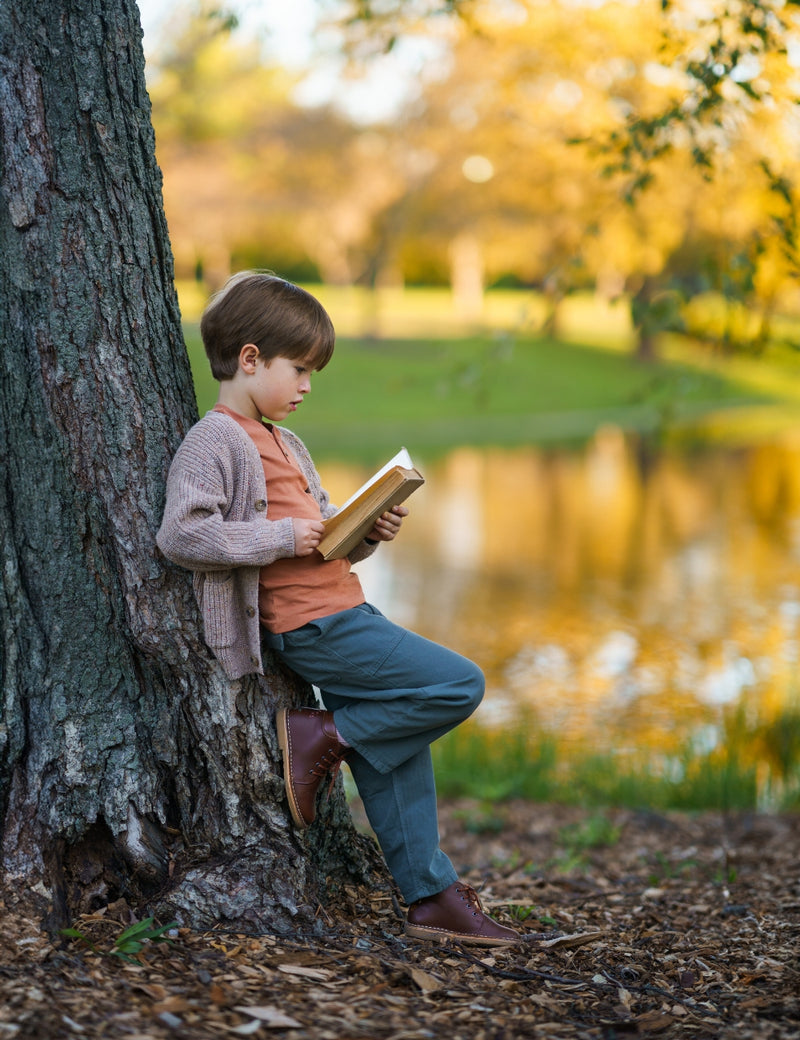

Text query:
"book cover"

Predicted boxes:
[[317, 448, 424, 561]]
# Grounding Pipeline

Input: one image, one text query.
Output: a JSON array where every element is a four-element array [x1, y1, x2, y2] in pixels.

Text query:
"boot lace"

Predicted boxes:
[[307, 744, 350, 799], [455, 883, 483, 916]]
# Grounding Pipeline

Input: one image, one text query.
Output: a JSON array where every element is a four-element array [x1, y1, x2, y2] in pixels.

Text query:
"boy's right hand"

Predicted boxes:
[[293, 518, 326, 556]]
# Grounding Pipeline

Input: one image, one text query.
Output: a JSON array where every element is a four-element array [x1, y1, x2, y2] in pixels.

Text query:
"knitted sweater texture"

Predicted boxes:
[[156, 410, 375, 679]]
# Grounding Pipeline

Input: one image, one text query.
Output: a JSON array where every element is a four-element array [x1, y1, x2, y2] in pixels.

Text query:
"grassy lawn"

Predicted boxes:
[[181, 286, 797, 463]]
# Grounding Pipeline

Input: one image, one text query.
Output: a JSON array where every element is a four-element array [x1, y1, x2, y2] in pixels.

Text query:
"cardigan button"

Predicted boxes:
[[254, 499, 267, 512], [246, 606, 255, 618]]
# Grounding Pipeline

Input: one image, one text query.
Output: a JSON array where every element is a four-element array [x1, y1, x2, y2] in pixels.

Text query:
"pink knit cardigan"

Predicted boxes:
[[156, 410, 375, 679]]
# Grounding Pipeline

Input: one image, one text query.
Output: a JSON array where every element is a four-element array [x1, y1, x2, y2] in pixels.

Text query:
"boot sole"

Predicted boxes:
[[404, 922, 517, 947], [276, 708, 311, 829]]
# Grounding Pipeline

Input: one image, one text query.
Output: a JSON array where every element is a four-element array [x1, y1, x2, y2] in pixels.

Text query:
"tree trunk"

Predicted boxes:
[[630, 275, 659, 363], [0, 0, 382, 935], [449, 232, 484, 322]]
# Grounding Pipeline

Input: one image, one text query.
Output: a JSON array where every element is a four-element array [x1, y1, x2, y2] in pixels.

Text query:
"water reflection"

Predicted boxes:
[[318, 428, 800, 761]]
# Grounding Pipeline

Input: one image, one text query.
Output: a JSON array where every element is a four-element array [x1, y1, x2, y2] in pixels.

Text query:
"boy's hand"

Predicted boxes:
[[367, 505, 408, 543], [293, 518, 326, 556]]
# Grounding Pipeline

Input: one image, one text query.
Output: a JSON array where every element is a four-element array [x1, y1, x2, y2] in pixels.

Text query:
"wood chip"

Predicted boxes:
[[277, 963, 332, 981], [2, 804, 797, 1040], [408, 967, 445, 992], [540, 930, 604, 949], [233, 1006, 303, 1028]]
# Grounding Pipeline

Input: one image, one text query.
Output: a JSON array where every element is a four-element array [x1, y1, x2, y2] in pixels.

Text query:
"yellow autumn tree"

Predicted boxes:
[[148, 2, 416, 289], [341, 0, 800, 353]]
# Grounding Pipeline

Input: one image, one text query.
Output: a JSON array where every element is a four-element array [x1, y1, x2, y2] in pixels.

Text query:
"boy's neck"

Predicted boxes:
[[216, 380, 262, 422]]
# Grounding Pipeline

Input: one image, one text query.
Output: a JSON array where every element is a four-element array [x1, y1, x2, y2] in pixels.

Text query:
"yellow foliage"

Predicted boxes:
[[147, 0, 800, 310]]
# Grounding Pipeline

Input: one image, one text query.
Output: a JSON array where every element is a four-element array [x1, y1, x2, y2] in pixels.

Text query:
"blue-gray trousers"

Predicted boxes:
[[265, 602, 484, 903]]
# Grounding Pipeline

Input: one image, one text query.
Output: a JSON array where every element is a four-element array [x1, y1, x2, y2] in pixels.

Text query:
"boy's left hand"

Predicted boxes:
[[367, 505, 408, 543]]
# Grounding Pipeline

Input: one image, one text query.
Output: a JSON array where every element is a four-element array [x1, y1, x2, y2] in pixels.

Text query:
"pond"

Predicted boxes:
[[317, 426, 800, 777]]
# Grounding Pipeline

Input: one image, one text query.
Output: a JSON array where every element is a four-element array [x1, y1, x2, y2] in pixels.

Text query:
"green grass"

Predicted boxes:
[[431, 708, 800, 813], [183, 316, 783, 464]]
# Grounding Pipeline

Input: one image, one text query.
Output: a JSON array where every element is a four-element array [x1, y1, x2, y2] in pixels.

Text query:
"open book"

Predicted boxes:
[[317, 448, 424, 561]]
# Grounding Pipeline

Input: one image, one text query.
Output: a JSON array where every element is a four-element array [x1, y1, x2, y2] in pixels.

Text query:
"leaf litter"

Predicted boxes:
[[1, 802, 798, 1039]]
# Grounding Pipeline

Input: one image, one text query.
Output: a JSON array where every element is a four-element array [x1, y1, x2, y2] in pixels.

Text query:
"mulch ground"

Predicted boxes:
[[1, 802, 799, 1039]]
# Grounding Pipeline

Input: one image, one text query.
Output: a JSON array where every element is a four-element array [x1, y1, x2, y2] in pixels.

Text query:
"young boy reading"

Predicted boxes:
[[156, 272, 517, 946]]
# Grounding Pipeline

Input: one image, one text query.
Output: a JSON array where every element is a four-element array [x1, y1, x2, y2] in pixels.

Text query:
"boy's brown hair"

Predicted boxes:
[[200, 271, 335, 380]]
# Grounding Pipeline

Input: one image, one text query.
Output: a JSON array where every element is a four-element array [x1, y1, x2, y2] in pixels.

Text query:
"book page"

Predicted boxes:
[[335, 448, 414, 514]]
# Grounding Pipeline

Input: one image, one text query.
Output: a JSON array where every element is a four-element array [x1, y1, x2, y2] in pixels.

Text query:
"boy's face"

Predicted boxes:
[[251, 354, 314, 423]]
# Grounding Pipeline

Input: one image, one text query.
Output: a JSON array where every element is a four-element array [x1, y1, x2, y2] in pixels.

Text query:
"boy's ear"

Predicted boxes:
[[239, 343, 261, 373]]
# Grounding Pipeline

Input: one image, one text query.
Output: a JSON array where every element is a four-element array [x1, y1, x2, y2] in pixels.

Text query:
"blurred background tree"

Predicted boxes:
[[145, 0, 799, 360], [147, 2, 411, 288]]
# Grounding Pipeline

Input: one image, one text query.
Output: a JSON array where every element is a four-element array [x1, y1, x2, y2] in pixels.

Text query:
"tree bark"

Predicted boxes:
[[0, 0, 382, 935]]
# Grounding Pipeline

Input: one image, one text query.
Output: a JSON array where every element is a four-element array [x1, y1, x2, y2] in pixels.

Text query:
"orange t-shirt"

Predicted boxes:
[[215, 405, 365, 633]]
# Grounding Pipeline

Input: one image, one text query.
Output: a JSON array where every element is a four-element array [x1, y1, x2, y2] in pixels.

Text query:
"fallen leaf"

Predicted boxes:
[[132, 983, 167, 1001], [233, 1006, 303, 1028]]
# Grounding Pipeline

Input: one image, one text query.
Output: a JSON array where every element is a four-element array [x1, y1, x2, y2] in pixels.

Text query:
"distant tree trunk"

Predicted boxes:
[[449, 231, 484, 322], [540, 273, 566, 340], [754, 299, 775, 355], [630, 275, 659, 363], [0, 0, 381, 935]]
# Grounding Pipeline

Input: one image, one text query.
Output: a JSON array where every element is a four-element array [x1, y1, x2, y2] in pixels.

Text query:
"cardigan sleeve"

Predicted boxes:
[[156, 418, 296, 572]]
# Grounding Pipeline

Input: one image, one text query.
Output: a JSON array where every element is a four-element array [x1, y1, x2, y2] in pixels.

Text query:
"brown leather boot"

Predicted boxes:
[[405, 882, 519, 946], [276, 707, 351, 828]]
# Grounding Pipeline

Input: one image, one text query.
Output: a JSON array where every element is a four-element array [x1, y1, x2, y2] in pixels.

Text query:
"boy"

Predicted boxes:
[[157, 272, 517, 946]]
